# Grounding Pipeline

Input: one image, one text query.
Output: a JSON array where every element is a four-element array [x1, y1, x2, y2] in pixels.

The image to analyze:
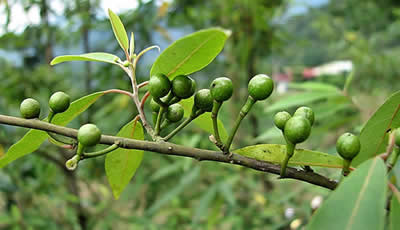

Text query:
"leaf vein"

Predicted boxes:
[[167, 34, 217, 77], [345, 158, 378, 230]]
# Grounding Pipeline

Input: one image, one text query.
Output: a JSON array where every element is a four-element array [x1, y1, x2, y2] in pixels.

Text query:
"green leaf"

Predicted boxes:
[[108, 9, 129, 52], [192, 184, 218, 224], [50, 52, 120, 65], [150, 28, 231, 79], [52, 92, 105, 125], [0, 92, 105, 168], [180, 97, 228, 141], [390, 189, 400, 230], [235, 144, 343, 168], [0, 130, 48, 169], [289, 82, 340, 92], [353, 90, 400, 166], [129, 32, 135, 57], [265, 91, 342, 113], [307, 158, 387, 230], [105, 120, 144, 200], [147, 166, 200, 214]]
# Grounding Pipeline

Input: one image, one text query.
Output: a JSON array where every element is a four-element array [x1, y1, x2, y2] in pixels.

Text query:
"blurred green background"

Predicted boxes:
[[0, 0, 399, 229]]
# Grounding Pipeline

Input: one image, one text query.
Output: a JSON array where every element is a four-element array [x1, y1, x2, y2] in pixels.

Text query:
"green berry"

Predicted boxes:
[[294, 106, 315, 126], [194, 89, 213, 112], [78, 124, 101, 147], [149, 73, 171, 98], [336, 132, 361, 160], [395, 128, 400, 147], [150, 98, 160, 112], [274, 111, 291, 130], [20, 98, 40, 119], [284, 116, 311, 144], [166, 104, 184, 122], [123, 60, 130, 67], [210, 77, 233, 102], [172, 75, 196, 99], [49, 91, 70, 113], [248, 74, 274, 101]]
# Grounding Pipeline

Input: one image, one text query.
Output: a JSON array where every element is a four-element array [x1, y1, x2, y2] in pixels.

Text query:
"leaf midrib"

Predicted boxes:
[[345, 158, 378, 230], [167, 33, 218, 77]]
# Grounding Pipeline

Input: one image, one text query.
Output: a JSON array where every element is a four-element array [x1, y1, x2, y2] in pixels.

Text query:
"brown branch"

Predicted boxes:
[[0, 114, 338, 190]]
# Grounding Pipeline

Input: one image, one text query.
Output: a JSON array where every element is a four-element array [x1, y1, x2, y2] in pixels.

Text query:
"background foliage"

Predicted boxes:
[[0, 0, 399, 229]]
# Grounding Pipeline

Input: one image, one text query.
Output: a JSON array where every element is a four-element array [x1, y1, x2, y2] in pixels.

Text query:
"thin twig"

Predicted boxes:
[[0, 114, 338, 190], [140, 91, 150, 111], [103, 89, 135, 99], [138, 81, 149, 89]]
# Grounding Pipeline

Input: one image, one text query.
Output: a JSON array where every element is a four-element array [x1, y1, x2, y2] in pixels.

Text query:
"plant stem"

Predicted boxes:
[[76, 143, 85, 159], [103, 89, 135, 99], [82, 143, 119, 159], [46, 110, 76, 145], [224, 96, 255, 153], [123, 63, 154, 138], [168, 96, 180, 105], [152, 112, 158, 126], [342, 159, 351, 176], [160, 119, 171, 130], [155, 106, 165, 135], [0, 114, 338, 190], [211, 100, 223, 149], [48, 110, 55, 123], [387, 147, 399, 173], [281, 141, 295, 177]]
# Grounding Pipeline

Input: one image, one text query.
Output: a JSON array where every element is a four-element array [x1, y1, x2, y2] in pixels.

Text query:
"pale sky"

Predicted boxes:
[[0, 0, 326, 35], [0, 0, 170, 35]]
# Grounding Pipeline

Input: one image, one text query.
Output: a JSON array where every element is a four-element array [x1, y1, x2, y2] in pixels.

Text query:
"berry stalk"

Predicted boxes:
[[280, 141, 295, 177], [211, 100, 223, 148], [163, 108, 204, 141], [224, 96, 255, 153]]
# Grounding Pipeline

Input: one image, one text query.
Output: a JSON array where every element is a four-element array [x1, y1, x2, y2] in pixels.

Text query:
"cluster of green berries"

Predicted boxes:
[[209, 74, 274, 103], [274, 106, 314, 145], [273, 106, 363, 176], [19, 92, 104, 169], [148, 72, 274, 141], [20, 91, 71, 119], [148, 73, 220, 132], [274, 106, 314, 177]]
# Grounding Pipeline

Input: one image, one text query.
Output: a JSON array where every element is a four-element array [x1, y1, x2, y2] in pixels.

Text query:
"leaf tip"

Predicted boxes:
[[223, 29, 232, 37], [49, 58, 57, 66], [112, 192, 121, 200], [107, 8, 114, 16]]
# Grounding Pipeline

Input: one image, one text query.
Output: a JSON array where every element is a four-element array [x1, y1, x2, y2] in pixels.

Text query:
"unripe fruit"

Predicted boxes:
[[172, 75, 196, 99], [210, 77, 233, 102], [78, 124, 101, 147], [294, 106, 315, 126], [149, 73, 171, 98], [395, 128, 400, 147], [123, 60, 130, 67], [284, 116, 311, 144], [20, 98, 41, 119], [166, 103, 184, 122], [248, 74, 274, 101], [274, 111, 291, 130], [336, 132, 361, 160], [194, 89, 213, 112], [150, 98, 160, 112], [49, 91, 70, 113]]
